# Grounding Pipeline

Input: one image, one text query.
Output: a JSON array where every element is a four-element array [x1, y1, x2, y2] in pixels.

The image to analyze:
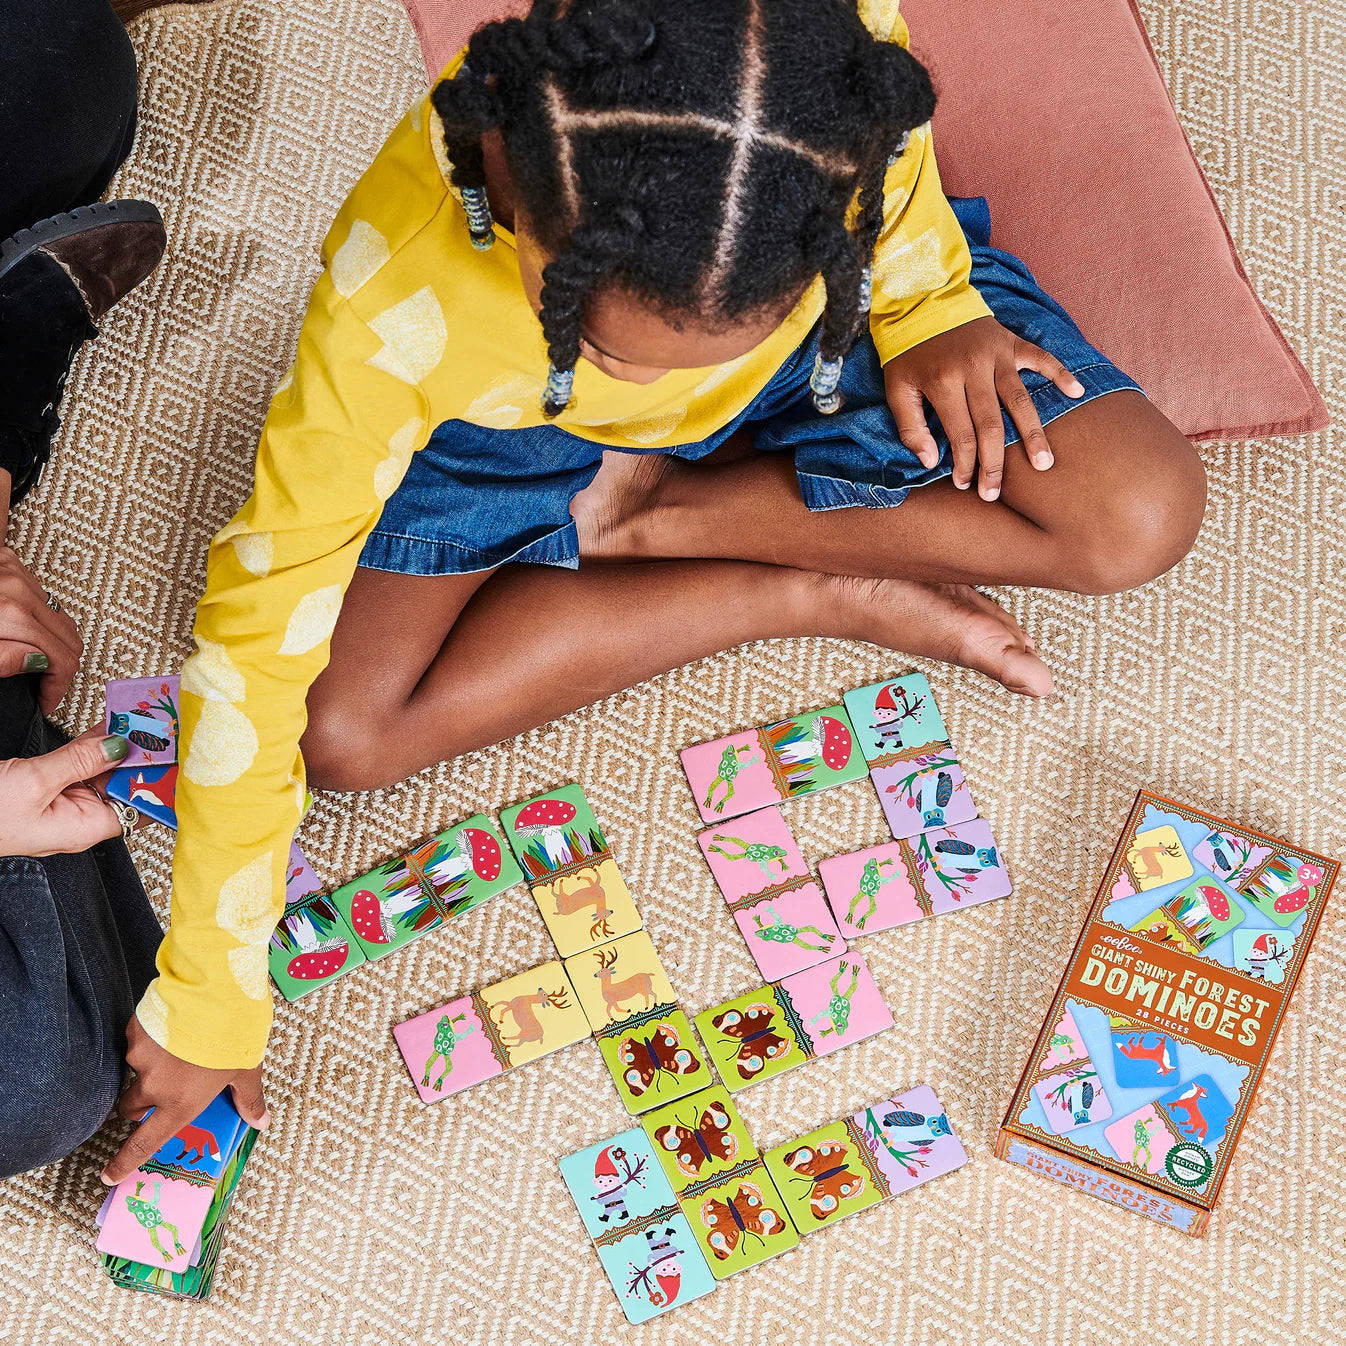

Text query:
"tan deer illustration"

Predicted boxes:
[[489, 985, 572, 1050], [593, 947, 656, 1022], [544, 867, 616, 942], [1126, 840, 1185, 884]]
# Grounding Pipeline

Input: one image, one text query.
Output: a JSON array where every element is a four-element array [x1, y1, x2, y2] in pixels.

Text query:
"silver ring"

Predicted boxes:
[[111, 800, 139, 840], [45, 594, 61, 613]]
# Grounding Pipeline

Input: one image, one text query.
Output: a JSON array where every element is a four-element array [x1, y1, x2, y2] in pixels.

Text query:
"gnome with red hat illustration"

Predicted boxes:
[[589, 1145, 647, 1224], [870, 683, 925, 751], [626, 1226, 684, 1308]]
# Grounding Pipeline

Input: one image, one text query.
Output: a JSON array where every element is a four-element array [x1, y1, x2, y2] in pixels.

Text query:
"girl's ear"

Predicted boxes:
[[855, 41, 937, 133]]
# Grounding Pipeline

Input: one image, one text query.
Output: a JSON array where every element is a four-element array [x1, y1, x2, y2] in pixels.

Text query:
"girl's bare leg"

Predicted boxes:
[[303, 559, 1048, 791], [574, 391, 1207, 595]]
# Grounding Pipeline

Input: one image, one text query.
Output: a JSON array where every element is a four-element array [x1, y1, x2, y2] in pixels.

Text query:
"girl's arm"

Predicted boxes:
[[135, 268, 432, 1072]]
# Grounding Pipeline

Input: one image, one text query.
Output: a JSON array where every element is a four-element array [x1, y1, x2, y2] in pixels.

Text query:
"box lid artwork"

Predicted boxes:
[[997, 790, 1337, 1235]]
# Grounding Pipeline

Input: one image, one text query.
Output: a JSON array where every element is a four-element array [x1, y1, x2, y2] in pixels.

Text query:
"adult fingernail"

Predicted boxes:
[[1068, 380, 1085, 397], [1035, 452, 1054, 469], [101, 735, 130, 762], [954, 478, 970, 490], [23, 652, 49, 673], [99, 1170, 116, 1186], [256, 1109, 272, 1131]]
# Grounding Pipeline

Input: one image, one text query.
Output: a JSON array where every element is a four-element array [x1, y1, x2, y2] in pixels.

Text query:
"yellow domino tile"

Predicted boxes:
[[529, 856, 642, 957], [476, 960, 590, 1068], [565, 930, 678, 1033]]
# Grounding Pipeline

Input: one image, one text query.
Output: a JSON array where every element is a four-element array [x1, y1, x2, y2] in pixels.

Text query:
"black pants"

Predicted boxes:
[[0, 1, 162, 1179], [0, 0, 139, 240]]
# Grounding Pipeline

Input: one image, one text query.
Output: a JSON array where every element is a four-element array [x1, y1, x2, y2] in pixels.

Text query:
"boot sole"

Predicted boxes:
[[0, 200, 166, 285]]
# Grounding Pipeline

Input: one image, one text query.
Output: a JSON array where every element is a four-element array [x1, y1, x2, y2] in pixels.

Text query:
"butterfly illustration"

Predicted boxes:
[[711, 1003, 795, 1081], [653, 1099, 739, 1179], [618, 1021, 702, 1098], [919, 770, 954, 827], [783, 1140, 866, 1221], [699, 1182, 786, 1259], [882, 1109, 952, 1137]]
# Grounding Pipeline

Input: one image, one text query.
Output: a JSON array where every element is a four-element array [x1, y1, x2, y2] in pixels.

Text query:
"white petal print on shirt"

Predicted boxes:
[[374, 416, 426, 501], [216, 852, 276, 946], [464, 372, 545, 430], [271, 364, 295, 408], [278, 585, 343, 656], [872, 226, 947, 304], [136, 981, 171, 1046], [610, 407, 688, 446], [215, 517, 274, 578], [228, 944, 271, 1001], [183, 700, 260, 786], [181, 634, 247, 703], [331, 219, 391, 299], [694, 353, 751, 398], [365, 286, 448, 385]]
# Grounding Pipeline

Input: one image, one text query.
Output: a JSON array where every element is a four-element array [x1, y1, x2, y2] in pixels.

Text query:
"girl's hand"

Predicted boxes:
[[101, 1016, 270, 1187], [882, 316, 1085, 501], [0, 729, 130, 857], [0, 543, 84, 714]]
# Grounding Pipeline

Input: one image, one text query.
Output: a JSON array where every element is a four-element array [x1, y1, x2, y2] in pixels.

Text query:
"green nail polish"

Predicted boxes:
[[23, 652, 49, 673], [101, 735, 130, 762]]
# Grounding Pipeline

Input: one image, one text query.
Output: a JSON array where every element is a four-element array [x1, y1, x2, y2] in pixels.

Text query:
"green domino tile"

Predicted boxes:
[[693, 987, 809, 1093], [403, 814, 523, 920], [763, 1118, 887, 1234], [761, 705, 868, 798], [679, 1161, 799, 1279], [596, 1007, 715, 1115], [268, 892, 367, 1000], [330, 857, 442, 961], [500, 783, 610, 881], [641, 1086, 758, 1196]]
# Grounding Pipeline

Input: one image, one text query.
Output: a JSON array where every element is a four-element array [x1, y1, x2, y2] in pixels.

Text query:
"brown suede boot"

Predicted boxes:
[[112, 0, 217, 25]]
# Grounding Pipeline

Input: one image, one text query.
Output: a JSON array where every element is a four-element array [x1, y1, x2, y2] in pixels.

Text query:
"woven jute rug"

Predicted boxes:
[[3, 1, 1342, 1342]]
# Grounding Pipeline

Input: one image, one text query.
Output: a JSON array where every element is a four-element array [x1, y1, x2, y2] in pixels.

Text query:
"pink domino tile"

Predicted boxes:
[[819, 842, 925, 938], [697, 808, 810, 903], [96, 1170, 215, 1273], [870, 755, 978, 841], [681, 731, 782, 824], [732, 881, 845, 981], [779, 953, 893, 1058], [1103, 1102, 1182, 1177], [393, 994, 505, 1103]]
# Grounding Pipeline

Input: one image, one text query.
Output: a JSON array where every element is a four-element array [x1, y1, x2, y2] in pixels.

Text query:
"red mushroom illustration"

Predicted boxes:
[[1272, 864, 1321, 916], [348, 888, 394, 945], [812, 715, 853, 772], [283, 910, 350, 980], [458, 827, 502, 882], [512, 797, 578, 867], [1196, 882, 1231, 923]]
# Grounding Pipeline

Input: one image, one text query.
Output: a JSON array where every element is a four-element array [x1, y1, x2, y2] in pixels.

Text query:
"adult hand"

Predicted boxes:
[[0, 728, 129, 856], [0, 542, 84, 715], [101, 1016, 270, 1186], [883, 315, 1085, 502]]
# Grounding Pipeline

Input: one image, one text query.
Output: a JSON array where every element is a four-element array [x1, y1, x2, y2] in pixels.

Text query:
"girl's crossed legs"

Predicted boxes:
[[303, 390, 1204, 792]]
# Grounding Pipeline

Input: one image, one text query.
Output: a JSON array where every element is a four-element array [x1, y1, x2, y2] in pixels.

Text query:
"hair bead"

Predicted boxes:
[[810, 352, 844, 415], [887, 129, 911, 166], [461, 185, 496, 250], [859, 264, 873, 313], [542, 362, 576, 416]]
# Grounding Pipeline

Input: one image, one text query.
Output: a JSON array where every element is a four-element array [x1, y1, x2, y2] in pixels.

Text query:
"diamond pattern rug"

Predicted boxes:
[[1, 1, 1341, 1342]]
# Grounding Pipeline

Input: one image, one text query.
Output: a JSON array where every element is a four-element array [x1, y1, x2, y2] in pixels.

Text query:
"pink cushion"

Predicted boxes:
[[401, 0, 1326, 441]]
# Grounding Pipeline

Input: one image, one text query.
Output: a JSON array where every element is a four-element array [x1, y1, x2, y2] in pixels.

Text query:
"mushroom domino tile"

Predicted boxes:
[[500, 783, 611, 881], [681, 705, 865, 823], [269, 842, 367, 1000]]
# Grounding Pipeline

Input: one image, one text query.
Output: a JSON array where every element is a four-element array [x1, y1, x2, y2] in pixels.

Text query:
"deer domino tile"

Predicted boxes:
[[530, 856, 642, 958], [567, 930, 677, 1033], [476, 961, 590, 1068]]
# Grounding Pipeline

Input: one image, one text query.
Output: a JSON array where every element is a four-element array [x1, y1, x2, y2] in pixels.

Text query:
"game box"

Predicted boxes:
[[997, 789, 1337, 1235]]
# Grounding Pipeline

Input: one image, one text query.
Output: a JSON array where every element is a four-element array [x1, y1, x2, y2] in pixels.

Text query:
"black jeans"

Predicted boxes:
[[0, 1, 162, 1179], [0, 0, 139, 241]]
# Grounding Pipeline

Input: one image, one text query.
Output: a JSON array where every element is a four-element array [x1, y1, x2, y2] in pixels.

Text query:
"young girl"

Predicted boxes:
[[103, 0, 1205, 1177]]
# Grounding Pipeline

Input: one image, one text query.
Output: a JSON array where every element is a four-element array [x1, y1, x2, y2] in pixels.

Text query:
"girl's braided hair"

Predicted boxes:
[[431, 0, 936, 416]]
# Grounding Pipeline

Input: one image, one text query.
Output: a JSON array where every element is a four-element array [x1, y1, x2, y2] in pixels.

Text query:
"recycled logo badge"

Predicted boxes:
[[1165, 1141, 1213, 1188]]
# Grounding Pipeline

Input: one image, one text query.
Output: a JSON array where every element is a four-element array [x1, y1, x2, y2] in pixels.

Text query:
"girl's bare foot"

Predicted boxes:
[[812, 573, 1054, 697]]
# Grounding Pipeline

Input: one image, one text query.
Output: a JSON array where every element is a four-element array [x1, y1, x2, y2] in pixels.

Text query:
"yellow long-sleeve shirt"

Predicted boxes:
[[138, 1, 990, 1068]]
